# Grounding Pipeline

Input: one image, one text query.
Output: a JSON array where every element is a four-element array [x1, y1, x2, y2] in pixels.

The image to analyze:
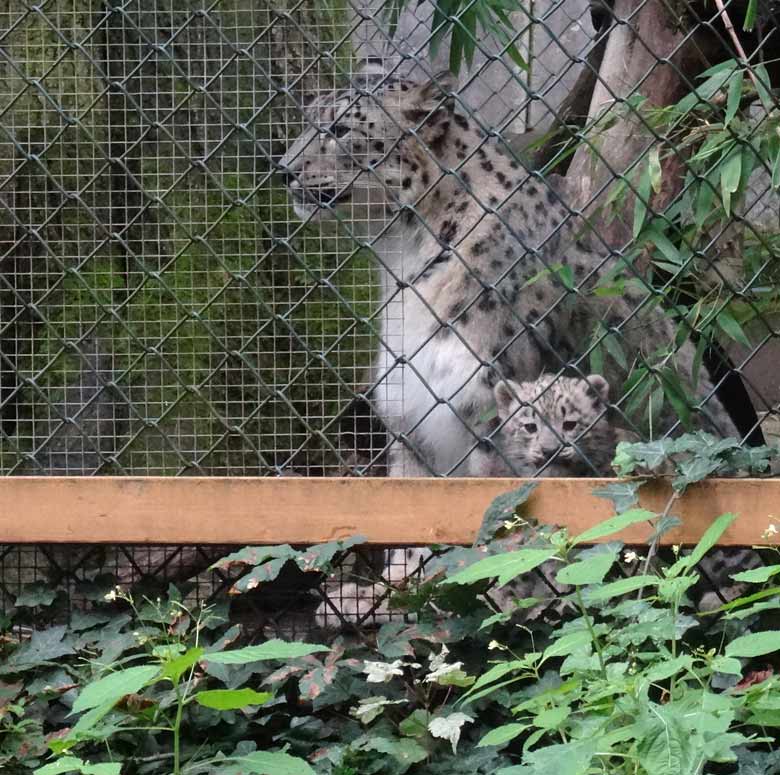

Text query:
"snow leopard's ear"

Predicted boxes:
[[494, 379, 521, 420], [410, 70, 458, 112], [585, 374, 610, 402]]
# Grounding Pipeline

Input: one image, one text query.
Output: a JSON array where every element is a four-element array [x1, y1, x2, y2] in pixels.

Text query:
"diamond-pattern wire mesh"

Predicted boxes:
[[0, 541, 768, 639], [1, 0, 779, 629]]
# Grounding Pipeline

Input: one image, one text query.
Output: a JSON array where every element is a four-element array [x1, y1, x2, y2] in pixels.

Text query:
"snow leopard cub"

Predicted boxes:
[[471, 373, 629, 477]]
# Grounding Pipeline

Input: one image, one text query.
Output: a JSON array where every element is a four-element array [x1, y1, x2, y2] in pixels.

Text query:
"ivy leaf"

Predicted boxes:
[[428, 712, 474, 753], [195, 688, 273, 710], [476, 482, 537, 545], [3, 626, 76, 672], [71, 665, 160, 715], [14, 582, 57, 608]]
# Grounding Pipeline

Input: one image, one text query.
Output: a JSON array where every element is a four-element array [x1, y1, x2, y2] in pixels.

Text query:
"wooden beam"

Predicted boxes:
[[0, 477, 777, 546]]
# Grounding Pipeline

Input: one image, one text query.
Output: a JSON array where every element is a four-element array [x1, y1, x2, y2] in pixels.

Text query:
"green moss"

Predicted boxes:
[[1, 0, 371, 476]]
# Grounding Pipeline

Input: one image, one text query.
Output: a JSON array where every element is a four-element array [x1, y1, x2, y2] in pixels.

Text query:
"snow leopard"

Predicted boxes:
[[279, 66, 739, 477], [470, 373, 634, 476]]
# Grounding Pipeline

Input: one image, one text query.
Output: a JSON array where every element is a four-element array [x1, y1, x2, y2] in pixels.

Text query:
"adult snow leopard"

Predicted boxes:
[[279, 67, 738, 477]]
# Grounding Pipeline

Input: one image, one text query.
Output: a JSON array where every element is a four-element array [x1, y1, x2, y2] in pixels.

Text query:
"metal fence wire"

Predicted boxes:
[[1, 0, 780, 627], [1, 0, 779, 480]]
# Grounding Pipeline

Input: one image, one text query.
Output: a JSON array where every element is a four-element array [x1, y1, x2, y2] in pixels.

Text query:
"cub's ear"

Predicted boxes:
[[410, 70, 458, 112], [585, 374, 610, 402], [494, 379, 521, 419]]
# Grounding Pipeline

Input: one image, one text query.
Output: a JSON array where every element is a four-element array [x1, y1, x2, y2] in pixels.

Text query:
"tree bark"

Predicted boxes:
[[564, 0, 706, 247]]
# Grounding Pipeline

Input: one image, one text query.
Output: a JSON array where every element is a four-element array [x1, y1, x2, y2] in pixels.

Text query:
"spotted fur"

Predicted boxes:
[[471, 374, 632, 476], [280, 70, 738, 477]]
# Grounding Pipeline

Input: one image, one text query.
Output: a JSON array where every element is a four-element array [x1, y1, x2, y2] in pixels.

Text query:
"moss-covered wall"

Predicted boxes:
[[0, 0, 375, 476]]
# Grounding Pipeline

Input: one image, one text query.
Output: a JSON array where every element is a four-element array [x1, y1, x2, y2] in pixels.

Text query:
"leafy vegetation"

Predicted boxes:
[[2, 435, 780, 773]]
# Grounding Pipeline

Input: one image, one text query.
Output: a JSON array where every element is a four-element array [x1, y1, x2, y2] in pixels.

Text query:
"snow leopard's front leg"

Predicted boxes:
[[388, 438, 434, 477]]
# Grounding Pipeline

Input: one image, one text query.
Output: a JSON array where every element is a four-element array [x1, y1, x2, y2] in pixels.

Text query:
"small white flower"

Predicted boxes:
[[103, 585, 122, 602], [762, 523, 778, 540], [672, 545, 680, 556], [363, 659, 405, 683], [624, 550, 638, 564], [488, 640, 505, 651]]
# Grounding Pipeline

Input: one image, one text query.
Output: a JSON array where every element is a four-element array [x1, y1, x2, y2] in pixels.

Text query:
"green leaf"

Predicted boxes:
[[658, 368, 692, 429], [556, 548, 617, 586], [582, 575, 659, 604], [725, 69, 744, 124], [755, 64, 774, 112], [399, 709, 430, 738], [710, 656, 743, 675], [14, 582, 57, 608], [725, 631, 780, 658], [35, 760, 121, 775], [162, 647, 204, 684], [573, 509, 656, 544], [633, 163, 653, 238], [224, 751, 315, 775], [773, 147, 780, 190], [592, 481, 642, 513], [72, 665, 160, 714], [669, 513, 737, 577], [443, 548, 558, 587], [648, 147, 662, 193], [717, 307, 751, 347], [731, 565, 780, 583], [205, 640, 328, 664], [542, 629, 594, 662], [477, 482, 537, 544], [478, 722, 530, 748], [743, 0, 757, 29], [195, 688, 273, 710], [719, 147, 742, 212]]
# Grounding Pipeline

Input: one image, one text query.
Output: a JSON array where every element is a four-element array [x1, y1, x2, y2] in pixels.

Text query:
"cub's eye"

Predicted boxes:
[[523, 423, 537, 434], [329, 124, 350, 138], [562, 420, 577, 432]]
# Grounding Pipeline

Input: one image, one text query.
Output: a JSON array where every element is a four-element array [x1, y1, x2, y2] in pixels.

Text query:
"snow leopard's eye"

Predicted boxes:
[[329, 124, 350, 138], [562, 420, 577, 432], [523, 423, 537, 434]]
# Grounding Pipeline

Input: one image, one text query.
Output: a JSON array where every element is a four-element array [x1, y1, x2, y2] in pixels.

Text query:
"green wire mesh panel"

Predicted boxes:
[[1, 0, 779, 479]]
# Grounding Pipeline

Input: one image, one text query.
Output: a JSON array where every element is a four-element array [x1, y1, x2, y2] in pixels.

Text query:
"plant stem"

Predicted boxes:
[[576, 587, 606, 676], [173, 682, 184, 775], [638, 492, 679, 600]]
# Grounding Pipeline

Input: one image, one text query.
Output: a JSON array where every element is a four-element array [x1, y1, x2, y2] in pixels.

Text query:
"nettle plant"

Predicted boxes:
[[4, 434, 780, 775]]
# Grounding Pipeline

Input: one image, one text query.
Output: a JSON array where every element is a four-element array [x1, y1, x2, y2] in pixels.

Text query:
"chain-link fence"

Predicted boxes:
[[1, 0, 779, 628]]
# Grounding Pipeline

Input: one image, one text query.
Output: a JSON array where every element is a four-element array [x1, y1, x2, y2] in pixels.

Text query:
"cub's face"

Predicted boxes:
[[494, 375, 610, 467], [279, 71, 456, 230]]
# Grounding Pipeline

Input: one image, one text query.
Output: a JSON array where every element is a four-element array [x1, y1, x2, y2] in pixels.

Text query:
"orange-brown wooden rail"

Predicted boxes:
[[0, 477, 778, 546]]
